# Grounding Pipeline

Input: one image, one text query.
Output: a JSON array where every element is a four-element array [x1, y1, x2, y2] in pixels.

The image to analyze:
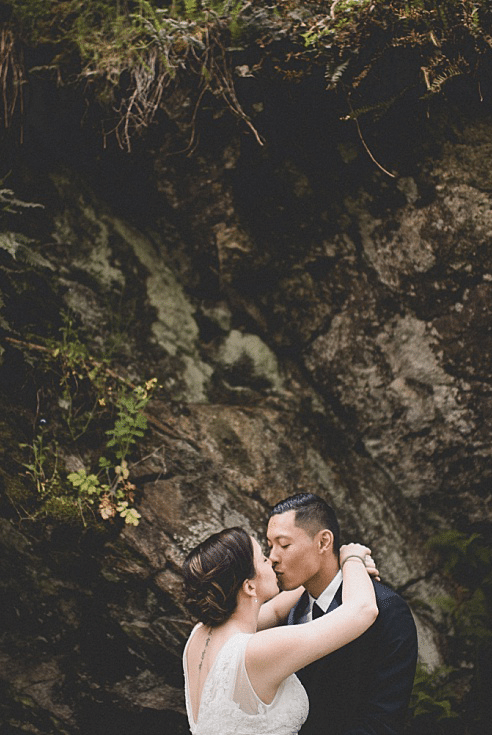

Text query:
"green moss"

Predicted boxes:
[[40, 495, 82, 523]]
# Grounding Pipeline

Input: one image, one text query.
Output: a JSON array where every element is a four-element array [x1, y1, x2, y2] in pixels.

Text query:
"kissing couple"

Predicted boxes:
[[182, 492, 418, 735]]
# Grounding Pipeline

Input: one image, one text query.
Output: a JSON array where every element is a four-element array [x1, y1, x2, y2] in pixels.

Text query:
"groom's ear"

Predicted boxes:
[[318, 529, 334, 553]]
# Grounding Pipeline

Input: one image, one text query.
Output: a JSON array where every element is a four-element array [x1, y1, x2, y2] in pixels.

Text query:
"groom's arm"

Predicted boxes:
[[257, 587, 304, 630]]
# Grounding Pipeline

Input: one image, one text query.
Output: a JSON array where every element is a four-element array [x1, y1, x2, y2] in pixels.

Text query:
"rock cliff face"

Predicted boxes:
[[1, 71, 492, 732]]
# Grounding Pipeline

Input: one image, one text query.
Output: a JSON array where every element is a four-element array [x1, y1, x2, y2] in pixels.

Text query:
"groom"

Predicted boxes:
[[267, 493, 418, 735]]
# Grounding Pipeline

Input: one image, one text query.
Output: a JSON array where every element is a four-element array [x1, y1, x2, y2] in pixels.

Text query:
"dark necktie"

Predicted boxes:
[[312, 602, 324, 619]]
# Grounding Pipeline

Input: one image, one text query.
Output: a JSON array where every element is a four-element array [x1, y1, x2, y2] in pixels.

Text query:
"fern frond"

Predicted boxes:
[[0, 231, 53, 269], [0, 186, 43, 215], [325, 58, 350, 89], [183, 0, 199, 18]]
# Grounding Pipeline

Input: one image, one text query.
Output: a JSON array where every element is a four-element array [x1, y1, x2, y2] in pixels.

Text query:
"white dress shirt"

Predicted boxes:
[[303, 569, 343, 622]]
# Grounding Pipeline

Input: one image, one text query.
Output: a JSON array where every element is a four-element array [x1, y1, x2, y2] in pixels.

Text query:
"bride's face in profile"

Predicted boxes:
[[251, 536, 280, 603]]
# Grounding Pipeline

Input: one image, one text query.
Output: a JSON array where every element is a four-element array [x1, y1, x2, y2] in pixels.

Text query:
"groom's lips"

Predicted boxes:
[[275, 572, 285, 589]]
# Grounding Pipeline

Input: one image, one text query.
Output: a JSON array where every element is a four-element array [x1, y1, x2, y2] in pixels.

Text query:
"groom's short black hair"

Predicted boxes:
[[269, 493, 340, 554]]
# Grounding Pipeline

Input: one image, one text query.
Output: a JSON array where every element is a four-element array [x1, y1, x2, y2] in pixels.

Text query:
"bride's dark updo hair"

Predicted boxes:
[[182, 527, 256, 627]]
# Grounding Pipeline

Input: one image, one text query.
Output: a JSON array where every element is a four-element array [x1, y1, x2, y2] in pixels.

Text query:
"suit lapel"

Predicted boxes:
[[290, 589, 310, 624]]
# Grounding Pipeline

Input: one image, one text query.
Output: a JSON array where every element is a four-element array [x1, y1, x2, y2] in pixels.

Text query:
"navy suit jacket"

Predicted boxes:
[[288, 580, 418, 735]]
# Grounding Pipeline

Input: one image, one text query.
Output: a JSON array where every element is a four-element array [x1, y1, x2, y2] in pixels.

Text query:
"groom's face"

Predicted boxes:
[[266, 510, 322, 591]]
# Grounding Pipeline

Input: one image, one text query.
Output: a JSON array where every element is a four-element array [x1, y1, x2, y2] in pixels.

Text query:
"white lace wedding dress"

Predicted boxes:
[[183, 625, 309, 735]]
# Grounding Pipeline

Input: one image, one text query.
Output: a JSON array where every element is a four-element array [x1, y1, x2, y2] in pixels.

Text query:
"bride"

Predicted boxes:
[[182, 527, 378, 735]]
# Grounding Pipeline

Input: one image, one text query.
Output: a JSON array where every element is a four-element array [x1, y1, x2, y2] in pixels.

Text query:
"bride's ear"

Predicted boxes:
[[242, 578, 257, 599]]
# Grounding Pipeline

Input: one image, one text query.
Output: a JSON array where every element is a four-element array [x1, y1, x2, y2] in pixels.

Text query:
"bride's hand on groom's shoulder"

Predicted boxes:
[[364, 553, 380, 580], [340, 543, 380, 580]]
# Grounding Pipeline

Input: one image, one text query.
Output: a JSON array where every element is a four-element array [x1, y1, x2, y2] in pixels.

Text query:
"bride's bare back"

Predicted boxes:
[[183, 624, 309, 735]]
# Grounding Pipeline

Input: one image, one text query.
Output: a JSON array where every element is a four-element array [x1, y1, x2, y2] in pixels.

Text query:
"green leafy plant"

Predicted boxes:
[[428, 530, 492, 693], [19, 428, 59, 496], [65, 379, 157, 525], [409, 529, 492, 733], [67, 469, 101, 498], [104, 384, 152, 460], [15, 315, 157, 527], [408, 663, 458, 732]]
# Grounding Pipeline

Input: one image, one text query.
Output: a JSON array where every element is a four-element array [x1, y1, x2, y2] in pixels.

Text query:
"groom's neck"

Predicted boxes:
[[306, 557, 340, 599]]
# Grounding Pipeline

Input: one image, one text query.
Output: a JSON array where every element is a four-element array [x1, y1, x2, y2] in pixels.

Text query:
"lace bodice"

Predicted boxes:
[[183, 626, 309, 735]]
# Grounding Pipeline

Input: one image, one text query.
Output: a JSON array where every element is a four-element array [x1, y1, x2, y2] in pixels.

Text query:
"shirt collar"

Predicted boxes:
[[309, 569, 343, 614]]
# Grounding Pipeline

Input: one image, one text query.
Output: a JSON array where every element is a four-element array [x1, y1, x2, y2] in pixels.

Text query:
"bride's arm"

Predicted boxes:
[[257, 587, 304, 630], [247, 544, 378, 693], [258, 545, 379, 630]]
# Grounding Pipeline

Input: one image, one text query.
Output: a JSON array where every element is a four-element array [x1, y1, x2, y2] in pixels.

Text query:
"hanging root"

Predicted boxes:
[[0, 28, 25, 132]]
